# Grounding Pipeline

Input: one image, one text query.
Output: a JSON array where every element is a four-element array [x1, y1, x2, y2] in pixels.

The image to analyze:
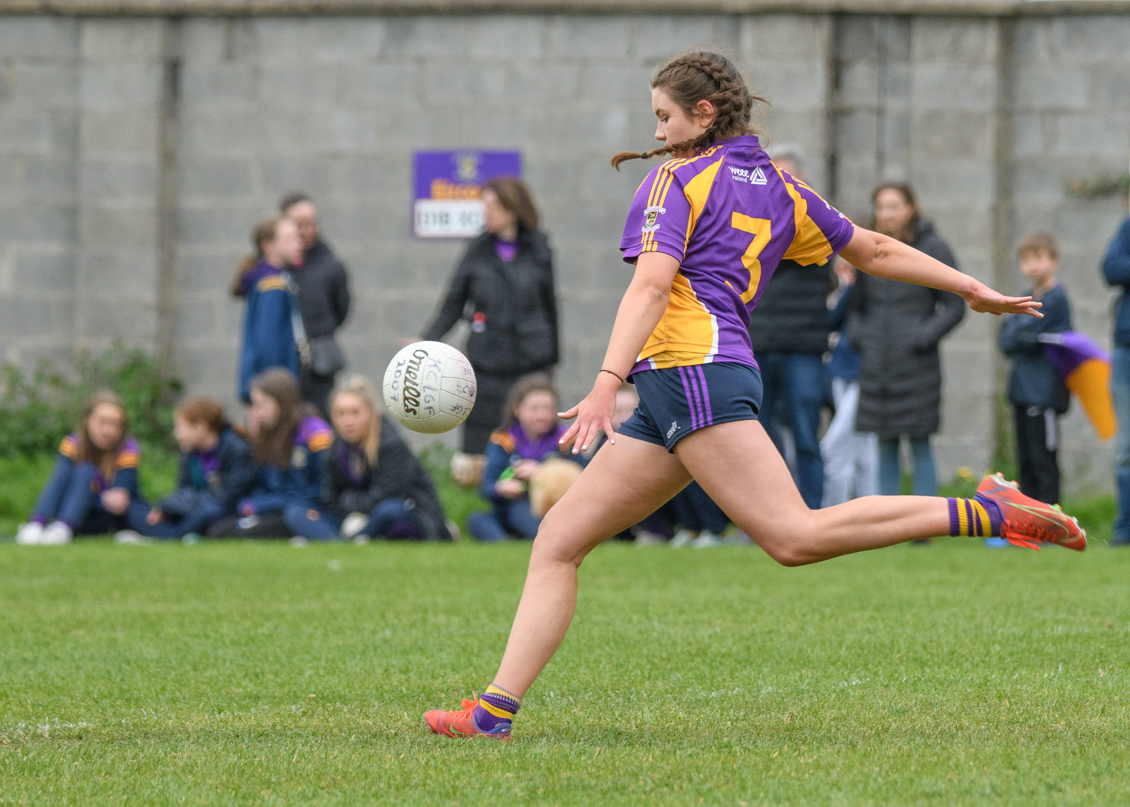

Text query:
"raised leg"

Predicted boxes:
[[675, 420, 951, 567]]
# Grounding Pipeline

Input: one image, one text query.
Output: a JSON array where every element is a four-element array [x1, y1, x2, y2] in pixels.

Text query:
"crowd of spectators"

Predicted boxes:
[[14, 160, 1130, 547]]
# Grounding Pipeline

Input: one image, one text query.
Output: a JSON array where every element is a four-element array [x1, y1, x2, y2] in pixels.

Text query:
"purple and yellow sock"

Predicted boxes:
[[948, 497, 1001, 537], [473, 684, 521, 733]]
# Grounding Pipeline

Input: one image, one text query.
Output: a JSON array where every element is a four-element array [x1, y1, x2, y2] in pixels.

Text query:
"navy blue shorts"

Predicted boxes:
[[618, 362, 763, 452]]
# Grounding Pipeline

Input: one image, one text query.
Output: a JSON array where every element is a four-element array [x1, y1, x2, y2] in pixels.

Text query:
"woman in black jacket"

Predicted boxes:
[[848, 183, 966, 498], [283, 375, 449, 541], [417, 177, 559, 457]]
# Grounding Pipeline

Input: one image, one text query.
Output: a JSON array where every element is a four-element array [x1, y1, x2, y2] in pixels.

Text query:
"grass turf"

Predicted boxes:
[[0, 539, 1127, 805]]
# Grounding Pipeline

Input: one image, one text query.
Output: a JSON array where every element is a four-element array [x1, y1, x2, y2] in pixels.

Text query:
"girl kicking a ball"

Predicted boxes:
[[425, 50, 1085, 740]]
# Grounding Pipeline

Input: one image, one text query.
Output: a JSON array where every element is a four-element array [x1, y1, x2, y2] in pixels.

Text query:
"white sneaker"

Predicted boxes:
[[726, 529, 754, 546], [39, 522, 73, 545], [669, 528, 698, 548], [288, 536, 309, 547], [691, 530, 726, 548], [340, 512, 369, 540], [633, 530, 668, 547], [16, 522, 45, 545], [113, 530, 148, 545]]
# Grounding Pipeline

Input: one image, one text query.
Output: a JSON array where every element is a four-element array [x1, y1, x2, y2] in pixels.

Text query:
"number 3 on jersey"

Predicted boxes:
[[728, 213, 771, 303]]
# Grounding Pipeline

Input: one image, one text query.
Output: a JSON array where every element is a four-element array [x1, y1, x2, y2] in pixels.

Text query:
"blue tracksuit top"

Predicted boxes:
[[237, 262, 300, 402]]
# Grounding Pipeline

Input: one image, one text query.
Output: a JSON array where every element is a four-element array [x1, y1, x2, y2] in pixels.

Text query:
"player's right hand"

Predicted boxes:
[[558, 374, 618, 455]]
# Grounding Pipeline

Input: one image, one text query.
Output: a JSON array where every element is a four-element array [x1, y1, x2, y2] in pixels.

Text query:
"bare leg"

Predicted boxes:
[[492, 436, 690, 697], [675, 420, 951, 566]]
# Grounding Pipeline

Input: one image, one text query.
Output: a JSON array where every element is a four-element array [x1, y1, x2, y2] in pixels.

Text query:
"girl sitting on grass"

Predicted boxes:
[[283, 375, 449, 542], [468, 374, 585, 542], [207, 369, 333, 538], [17, 391, 139, 545], [121, 397, 257, 541]]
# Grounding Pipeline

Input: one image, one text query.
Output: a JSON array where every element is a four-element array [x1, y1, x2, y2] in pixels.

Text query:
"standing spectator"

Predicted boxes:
[[415, 178, 559, 476], [1102, 212, 1130, 546], [284, 375, 449, 542], [280, 193, 352, 417], [746, 150, 833, 509], [820, 258, 879, 506], [232, 216, 303, 404], [16, 391, 139, 545], [997, 231, 1071, 511], [850, 183, 965, 500]]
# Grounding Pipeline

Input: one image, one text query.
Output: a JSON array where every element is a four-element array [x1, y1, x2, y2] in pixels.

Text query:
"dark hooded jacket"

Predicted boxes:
[[293, 240, 351, 341], [422, 229, 558, 376], [847, 219, 966, 438], [319, 416, 449, 541]]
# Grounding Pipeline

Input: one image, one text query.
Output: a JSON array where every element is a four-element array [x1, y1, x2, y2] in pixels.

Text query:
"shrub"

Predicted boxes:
[[0, 344, 182, 458]]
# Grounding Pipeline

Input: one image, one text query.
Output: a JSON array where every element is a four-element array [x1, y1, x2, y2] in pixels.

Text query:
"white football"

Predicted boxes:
[[382, 341, 477, 434]]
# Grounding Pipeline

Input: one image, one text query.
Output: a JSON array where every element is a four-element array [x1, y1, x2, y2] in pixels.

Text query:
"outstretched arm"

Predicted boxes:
[[839, 227, 1042, 318], [558, 252, 680, 453]]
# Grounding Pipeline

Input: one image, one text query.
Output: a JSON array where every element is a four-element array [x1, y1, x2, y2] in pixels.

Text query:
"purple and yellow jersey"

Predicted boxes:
[[620, 135, 855, 373], [59, 433, 140, 489]]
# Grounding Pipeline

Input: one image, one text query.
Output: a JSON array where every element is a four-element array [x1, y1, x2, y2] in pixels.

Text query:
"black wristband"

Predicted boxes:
[[599, 368, 625, 384]]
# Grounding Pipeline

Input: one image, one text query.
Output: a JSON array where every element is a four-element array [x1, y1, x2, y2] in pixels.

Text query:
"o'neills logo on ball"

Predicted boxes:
[[402, 348, 429, 414]]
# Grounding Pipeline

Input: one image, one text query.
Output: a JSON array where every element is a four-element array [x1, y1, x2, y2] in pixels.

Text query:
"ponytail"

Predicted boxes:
[[230, 215, 286, 297], [611, 51, 768, 171]]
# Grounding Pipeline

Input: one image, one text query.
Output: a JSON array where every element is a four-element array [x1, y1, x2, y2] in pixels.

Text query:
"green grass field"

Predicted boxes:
[[1, 539, 1128, 805]]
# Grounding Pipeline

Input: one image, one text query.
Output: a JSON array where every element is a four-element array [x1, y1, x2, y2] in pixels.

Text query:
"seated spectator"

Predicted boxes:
[[207, 369, 332, 538], [16, 391, 139, 545], [468, 375, 584, 542], [667, 483, 730, 548], [283, 375, 449, 542], [122, 398, 257, 540]]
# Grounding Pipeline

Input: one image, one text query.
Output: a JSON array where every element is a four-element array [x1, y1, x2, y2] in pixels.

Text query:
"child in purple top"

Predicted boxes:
[[17, 391, 140, 545], [468, 375, 585, 542]]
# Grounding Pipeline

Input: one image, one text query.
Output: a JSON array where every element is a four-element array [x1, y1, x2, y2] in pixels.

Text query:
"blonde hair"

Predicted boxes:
[[329, 375, 383, 465]]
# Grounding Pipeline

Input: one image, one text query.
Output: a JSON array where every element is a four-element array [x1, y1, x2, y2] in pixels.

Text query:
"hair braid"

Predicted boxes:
[[611, 51, 768, 170]]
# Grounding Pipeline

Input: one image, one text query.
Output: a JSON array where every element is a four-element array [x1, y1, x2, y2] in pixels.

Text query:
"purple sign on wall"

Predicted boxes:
[[413, 150, 522, 238]]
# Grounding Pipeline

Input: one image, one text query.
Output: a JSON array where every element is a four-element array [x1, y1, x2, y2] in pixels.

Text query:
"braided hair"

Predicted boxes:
[[611, 51, 768, 170]]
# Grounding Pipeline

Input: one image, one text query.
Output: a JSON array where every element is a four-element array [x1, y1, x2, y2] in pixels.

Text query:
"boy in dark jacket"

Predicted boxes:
[[998, 232, 1072, 509], [124, 398, 257, 540]]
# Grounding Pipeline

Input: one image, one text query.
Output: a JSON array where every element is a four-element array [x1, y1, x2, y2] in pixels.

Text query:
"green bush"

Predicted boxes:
[[0, 344, 182, 458]]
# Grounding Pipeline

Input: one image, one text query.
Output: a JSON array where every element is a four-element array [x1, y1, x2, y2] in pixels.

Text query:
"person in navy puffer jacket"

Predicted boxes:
[[1102, 214, 1130, 546]]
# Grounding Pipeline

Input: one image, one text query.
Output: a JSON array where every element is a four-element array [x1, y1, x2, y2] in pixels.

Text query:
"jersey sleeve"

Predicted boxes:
[[620, 162, 693, 265], [782, 177, 855, 267]]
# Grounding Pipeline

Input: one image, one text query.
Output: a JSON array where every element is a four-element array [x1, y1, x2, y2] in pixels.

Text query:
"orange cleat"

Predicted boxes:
[[975, 472, 1086, 551], [424, 698, 512, 740]]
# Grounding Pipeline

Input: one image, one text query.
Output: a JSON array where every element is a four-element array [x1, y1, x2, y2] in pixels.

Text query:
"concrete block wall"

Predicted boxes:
[[832, 15, 1007, 479], [0, 16, 80, 369], [1008, 15, 1130, 492], [1, 8, 1128, 489]]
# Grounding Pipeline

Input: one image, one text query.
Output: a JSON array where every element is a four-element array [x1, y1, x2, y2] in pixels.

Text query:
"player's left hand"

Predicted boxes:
[[558, 373, 619, 455], [962, 280, 1043, 317]]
